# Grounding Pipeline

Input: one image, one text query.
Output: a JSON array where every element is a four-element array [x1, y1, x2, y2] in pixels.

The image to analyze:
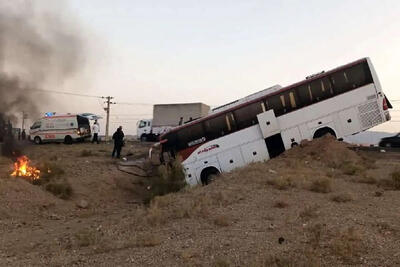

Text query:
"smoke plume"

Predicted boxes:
[[0, 1, 84, 156], [0, 1, 84, 120]]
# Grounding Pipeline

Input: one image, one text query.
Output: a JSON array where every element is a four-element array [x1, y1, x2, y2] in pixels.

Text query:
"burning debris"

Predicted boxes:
[[11, 155, 40, 181]]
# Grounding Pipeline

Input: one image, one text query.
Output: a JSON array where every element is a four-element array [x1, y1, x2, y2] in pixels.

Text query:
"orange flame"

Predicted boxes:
[[11, 156, 40, 180]]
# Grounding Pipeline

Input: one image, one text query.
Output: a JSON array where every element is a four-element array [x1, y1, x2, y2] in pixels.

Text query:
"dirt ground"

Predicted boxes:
[[0, 137, 400, 266]]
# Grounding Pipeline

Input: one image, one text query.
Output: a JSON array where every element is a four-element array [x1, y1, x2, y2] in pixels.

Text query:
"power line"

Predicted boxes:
[[26, 88, 103, 99], [115, 102, 153, 106]]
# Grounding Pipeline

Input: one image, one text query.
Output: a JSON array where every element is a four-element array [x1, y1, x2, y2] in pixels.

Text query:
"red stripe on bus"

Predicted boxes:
[[161, 58, 368, 139], [178, 143, 204, 161]]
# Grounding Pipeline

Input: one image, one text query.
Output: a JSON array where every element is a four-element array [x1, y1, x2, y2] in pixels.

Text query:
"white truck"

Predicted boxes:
[[137, 103, 210, 141]]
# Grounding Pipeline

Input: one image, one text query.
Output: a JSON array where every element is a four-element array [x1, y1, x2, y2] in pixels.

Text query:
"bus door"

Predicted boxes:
[[257, 110, 285, 158]]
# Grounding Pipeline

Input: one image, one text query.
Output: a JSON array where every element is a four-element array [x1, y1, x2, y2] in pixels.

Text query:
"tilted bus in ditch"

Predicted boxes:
[[158, 58, 392, 186]]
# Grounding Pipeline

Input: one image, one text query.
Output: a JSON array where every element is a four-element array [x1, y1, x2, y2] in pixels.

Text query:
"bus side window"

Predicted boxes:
[[204, 114, 231, 140], [233, 102, 264, 130], [296, 84, 312, 107], [310, 77, 333, 102], [267, 94, 284, 116], [346, 62, 373, 89], [330, 70, 352, 95], [225, 112, 236, 132], [176, 123, 204, 150]]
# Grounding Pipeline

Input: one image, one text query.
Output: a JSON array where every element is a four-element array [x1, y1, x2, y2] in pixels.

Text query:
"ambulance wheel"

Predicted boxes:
[[64, 135, 73, 145], [34, 136, 42, 145]]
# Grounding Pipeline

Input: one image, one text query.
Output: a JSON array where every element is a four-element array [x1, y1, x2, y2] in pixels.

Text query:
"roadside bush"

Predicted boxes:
[[39, 162, 65, 183], [309, 177, 332, 193], [144, 157, 186, 203], [274, 200, 289, 208], [331, 227, 364, 264], [379, 171, 400, 190], [340, 162, 362, 176], [79, 149, 93, 157], [45, 181, 72, 199], [37, 162, 72, 199], [331, 193, 353, 203], [391, 171, 400, 189], [267, 176, 296, 190], [75, 229, 97, 247]]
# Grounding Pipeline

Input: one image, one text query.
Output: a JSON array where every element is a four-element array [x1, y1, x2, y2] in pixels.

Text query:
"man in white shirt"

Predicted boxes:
[[92, 120, 100, 144]]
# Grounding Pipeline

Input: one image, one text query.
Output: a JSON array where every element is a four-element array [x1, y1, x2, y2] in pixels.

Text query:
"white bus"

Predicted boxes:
[[159, 58, 392, 186]]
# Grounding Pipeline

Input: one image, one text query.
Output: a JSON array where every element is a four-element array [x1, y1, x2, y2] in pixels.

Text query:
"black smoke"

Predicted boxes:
[[0, 1, 85, 156]]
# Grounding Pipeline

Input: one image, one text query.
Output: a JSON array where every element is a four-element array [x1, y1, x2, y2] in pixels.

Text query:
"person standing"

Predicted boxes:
[[21, 129, 26, 140], [112, 126, 124, 158], [92, 120, 100, 144]]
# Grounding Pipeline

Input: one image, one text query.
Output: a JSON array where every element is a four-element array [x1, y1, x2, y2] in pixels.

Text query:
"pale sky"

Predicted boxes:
[[31, 0, 400, 134]]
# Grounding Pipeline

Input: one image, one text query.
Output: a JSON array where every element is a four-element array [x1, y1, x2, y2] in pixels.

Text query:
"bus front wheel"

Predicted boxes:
[[201, 167, 220, 185]]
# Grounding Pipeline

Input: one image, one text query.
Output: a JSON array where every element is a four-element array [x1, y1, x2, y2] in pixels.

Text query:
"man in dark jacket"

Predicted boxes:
[[112, 126, 124, 158]]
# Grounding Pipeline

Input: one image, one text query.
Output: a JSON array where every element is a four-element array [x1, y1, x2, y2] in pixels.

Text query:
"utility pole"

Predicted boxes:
[[103, 96, 115, 142], [21, 111, 27, 130]]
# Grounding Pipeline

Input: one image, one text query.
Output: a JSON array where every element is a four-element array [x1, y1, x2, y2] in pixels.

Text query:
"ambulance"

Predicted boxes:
[[29, 113, 91, 144]]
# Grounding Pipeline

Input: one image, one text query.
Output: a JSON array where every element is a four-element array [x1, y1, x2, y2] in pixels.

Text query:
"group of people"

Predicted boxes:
[[91, 120, 125, 159]]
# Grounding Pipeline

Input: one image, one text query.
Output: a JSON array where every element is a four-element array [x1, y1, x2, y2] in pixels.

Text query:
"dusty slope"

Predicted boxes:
[[0, 137, 399, 266]]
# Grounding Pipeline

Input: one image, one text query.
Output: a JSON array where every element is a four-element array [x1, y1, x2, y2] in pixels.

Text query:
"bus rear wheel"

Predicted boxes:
[[201, 167, 220, 185], [64, 135, 73, 145], [34, 136, 42, 145], [313, 127, 336, 139]]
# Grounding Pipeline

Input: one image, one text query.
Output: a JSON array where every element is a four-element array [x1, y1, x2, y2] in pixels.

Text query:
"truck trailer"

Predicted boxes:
[[137, 103, 210, 141]]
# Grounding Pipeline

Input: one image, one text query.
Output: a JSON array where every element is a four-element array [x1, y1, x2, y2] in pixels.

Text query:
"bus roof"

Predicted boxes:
[[160, 57, 369, 140]]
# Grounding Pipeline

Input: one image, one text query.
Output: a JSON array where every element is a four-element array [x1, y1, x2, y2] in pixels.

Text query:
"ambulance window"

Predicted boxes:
[[31, 121, 41, 129]]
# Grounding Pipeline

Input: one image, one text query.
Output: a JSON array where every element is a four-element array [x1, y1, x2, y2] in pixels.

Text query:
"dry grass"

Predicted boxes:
[[35, 161, 72, 199], [135, 233, 162, 247], [390, 171, 400, 189], [45, 180, 72, 199], [309, 177, 332, 193], [354, 175, 377, 185], [213, 215, 230, 227], [75, 229, 97, 247], [253, 253, 319, 267], [144, 204, 167, 227], [267, 176, 296, 190], [79, 149, 93, 157], [299, 205, 319, 220], [340, 161, 362, 175], [144, 157, 187, 203], [378, 171, 400, 190], [331, 193, 353, 203], [306, 223, 324, 249], [213, 258, 231, 267], [273, 200, 289, 208], [331, 227, 364, 264]]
